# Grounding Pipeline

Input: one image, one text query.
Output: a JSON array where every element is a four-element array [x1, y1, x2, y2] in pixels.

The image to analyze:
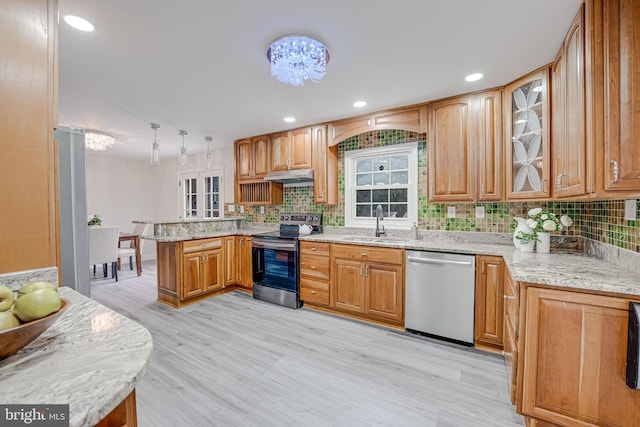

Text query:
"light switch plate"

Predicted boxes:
[[625, 199, 637, 221], [228, 204, 235, 212], [260, 206, 265, 214], [240, 205, 244, 214], [447, 206, 456, 218], [475, 206, 485, 219]]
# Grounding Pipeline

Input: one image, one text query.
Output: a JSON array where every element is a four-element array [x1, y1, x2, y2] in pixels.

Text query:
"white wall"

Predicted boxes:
[[85, 147, 235, 260]]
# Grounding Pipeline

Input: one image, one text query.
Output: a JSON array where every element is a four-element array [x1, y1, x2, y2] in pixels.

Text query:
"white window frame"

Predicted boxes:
[[344, 143, 418, 229], [177, 167, 224, 219]]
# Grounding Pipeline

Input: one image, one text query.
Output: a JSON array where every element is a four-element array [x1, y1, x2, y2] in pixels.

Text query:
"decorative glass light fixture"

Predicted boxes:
[[85, 130, 116, 151], [266, 34, 330, 86], [178, 130, 188, 168], [150, 123, 160, 165], [204, 136, 213, 170]]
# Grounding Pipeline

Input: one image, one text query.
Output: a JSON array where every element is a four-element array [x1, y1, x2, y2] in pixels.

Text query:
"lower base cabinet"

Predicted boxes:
[[157, 236, 252, 307], [474, 255, 505, 352], [519, 286, 640, 426]]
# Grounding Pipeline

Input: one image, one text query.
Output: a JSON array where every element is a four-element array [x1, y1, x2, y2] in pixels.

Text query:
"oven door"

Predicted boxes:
[[252, 238, 298, 292]]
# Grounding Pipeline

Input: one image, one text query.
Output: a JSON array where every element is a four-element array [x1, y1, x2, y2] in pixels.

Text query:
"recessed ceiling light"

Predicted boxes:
[[64, 15, 95, 32], [353, 101, 367, 108], [465, 73, 483, 82], [283, 117, 296, 123]]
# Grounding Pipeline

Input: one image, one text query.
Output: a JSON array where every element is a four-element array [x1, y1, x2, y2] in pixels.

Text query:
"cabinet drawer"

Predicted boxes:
[[183, 238, 222, 253], [300, 278, 329, 305], [332, 243, 403, 265], [300, 241, 331, 256], [300, 254, 330, 279]]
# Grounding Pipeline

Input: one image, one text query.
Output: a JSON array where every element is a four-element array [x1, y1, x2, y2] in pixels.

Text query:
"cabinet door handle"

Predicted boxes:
[[481, 183, 485, 196], [360, 264, 364, 276], [556, 173, 567, 190], [501, 350, 513, 357], [430, 185, 434, 199], [481, 261, 485, 274], [611, 160, 620, 183], [541, 178, 547, 193], [365, 265, 369, 277], [503, 295, 517, 300], [321, 190, 325, 198]]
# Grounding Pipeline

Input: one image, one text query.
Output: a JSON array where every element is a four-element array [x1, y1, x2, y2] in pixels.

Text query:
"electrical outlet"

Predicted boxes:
[[447, 206, 456, 218], [228, 204, 235, 213], [625, 199, 637, 221], [475, 206, 485, 219], [240, 205, 244, 214], [260, 206, 265, 214]]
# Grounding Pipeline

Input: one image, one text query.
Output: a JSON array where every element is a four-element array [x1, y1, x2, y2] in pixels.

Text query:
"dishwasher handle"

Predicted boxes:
[[407, 256, 473, 267]]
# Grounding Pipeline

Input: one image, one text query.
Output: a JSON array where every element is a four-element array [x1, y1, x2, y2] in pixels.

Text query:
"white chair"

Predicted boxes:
[[88, 225, 120, 281], [118, 223, 150, 271]]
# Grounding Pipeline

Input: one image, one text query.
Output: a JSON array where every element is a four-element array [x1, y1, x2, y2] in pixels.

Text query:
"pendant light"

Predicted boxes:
[[178, 130, 188, 168], [150, 123, 160, 165], [204, 136, 212, 170]]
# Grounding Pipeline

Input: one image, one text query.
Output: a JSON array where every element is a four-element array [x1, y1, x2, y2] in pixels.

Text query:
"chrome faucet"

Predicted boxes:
[[375, 204, 385, 237]]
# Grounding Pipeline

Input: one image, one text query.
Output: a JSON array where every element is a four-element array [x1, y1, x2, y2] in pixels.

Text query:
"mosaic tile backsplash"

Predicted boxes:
[[227, 130, 640, 254]]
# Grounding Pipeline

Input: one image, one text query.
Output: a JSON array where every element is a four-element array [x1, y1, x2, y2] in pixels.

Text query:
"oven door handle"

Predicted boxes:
[[252, 239, 297, 251]]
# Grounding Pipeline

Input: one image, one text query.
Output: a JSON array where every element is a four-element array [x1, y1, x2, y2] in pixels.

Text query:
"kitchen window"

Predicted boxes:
[[344, 143, 417, 229], [178, 168, 223, 219]]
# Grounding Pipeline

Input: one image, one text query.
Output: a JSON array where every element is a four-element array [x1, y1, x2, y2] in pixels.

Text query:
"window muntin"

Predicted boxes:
[[178, 168, 224, 219]]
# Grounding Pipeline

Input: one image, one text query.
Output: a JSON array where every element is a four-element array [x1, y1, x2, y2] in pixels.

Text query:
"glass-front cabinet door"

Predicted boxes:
[[504, 68, 550, 199]]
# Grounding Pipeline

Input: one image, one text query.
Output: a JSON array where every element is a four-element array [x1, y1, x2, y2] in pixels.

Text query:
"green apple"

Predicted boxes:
[[18, 281, 57, 297], [0, 285, 14, 311], [0, 310, 21, 331], [12, 288, 61, 322]]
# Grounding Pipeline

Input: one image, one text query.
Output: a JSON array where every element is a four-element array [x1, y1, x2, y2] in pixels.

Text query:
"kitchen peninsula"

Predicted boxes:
[[0, 269, 153, 427]]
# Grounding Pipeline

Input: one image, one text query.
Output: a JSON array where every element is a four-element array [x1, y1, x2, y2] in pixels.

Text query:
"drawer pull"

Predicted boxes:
[[311, 247, 317, 251], [503, 295, 516, 300], [310, 266, 317, 270], [361, 253, 368, 257], [311, 290, 316, 294]]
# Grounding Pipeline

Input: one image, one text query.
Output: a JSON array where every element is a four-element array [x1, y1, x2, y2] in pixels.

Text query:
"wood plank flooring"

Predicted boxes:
[[91, 261, 524, 427]]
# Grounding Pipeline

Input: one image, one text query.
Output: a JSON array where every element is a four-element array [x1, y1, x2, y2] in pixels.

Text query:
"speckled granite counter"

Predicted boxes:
[[300, 230, 640, 297], [143, 224, 279, 242], [0, 286, 153, 427]]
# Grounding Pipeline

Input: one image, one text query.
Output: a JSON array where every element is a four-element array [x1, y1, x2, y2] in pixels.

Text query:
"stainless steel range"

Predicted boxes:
[[252, 213, 323, 309]]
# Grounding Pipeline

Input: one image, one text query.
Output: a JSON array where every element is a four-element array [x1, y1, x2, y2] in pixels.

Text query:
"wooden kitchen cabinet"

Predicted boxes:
[[223, 236, 236, 286], [235, 135, 270, 181], [427, 90, 503, 202], [551, 4, 587, 198], [235, 236, 253, 290], [503, 267, 519, 406], [474, 255, 504, 352], [504, 67, 551, 200], [300, 241, 331, 306], [591, 0, 640, 195], [271, 127, 312, 171], [330, 244, 404, 325], [519, 286, 640, 426], [311, 125, 338, 204], [428, 95, 475, 202], [181, 238, 224, 299]]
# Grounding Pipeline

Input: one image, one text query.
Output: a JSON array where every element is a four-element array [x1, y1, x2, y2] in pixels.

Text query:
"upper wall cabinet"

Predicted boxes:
[[504, 68, 551, 200], [311, 125, 338, 204], [552, 5, 587, 198], [271, 127, 312, 171], [427, 90, 503, 202], [235, 135, 270, 182], [592, 0, 640, 195], [329, 105, 427, 146], [428, 96, 475, 202]]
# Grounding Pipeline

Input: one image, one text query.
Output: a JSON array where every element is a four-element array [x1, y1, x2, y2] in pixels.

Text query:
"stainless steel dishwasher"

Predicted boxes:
[[405, 250, 476, 345]]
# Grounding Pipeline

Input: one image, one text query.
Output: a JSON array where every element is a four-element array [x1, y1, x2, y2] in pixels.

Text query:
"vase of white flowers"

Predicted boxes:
[[525, 208, 573, 253]]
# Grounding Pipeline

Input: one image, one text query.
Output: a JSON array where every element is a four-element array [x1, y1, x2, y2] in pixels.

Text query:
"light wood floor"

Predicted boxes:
[[91, 261, 524, 427]]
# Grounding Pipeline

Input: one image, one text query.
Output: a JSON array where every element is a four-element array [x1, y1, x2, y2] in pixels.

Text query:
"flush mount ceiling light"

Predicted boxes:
[[283, 117, 296, 123], [85, 130, 115, 151], [353, 101, 367, 108], [64, 15, 95, 32], [150, 123, 160, 165], [267, 34, 330, 86], [178, 130, 188, 169], [465, 73, 484, 82]]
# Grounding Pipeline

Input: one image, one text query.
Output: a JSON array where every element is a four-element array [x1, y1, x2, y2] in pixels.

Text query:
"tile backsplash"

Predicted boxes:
[[227, 130, 640, 254]]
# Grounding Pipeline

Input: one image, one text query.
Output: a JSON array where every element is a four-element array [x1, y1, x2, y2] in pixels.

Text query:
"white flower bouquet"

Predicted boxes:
[[525, 207, 573, 233]]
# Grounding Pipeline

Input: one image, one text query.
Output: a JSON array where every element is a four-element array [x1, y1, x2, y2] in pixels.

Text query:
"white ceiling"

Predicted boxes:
[[58, 0, 583, 160]]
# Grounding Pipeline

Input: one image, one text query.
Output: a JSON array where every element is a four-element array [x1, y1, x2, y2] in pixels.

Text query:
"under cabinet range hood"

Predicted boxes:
[[263, 168, 314, 184]]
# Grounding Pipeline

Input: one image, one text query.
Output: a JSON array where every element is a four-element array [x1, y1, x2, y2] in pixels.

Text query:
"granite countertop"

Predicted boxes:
[[0, 287, 153, 427], [133, 217, 244, 225], [144, 225, 279, 242], [300, 231, 640, 297]]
